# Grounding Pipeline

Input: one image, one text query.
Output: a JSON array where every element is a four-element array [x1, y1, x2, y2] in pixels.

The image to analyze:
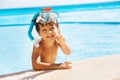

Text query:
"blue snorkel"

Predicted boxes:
[[28, 8, 59, 41], [28, 11, 39, 41]]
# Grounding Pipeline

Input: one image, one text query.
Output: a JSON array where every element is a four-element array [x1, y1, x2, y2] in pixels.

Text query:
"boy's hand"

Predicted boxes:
[[56, 31, 65, 44], [59, 62, 72, 69]]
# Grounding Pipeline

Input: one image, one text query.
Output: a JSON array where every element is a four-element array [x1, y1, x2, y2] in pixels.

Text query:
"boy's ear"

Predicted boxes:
[[38, 31, 41, 36]]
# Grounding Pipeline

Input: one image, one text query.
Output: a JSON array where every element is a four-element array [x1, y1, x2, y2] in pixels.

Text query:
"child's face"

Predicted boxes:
[[38, 24, 59, 41]]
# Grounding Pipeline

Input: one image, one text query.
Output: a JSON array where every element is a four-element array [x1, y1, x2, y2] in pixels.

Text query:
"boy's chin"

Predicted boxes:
[[46, 38, 56, 41]]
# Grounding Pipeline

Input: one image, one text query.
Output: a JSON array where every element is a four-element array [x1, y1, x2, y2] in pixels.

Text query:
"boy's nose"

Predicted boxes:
[[46, 31, 52, 36], [48, 30, 52, 34]]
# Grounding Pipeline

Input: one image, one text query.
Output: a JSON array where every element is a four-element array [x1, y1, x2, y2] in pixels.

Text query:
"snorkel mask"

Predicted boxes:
[[28, 8, 59, 41]]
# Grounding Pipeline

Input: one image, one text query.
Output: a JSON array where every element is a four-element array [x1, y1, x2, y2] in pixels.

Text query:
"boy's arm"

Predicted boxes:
[[56, 33, 71, 55], [58, 39, 71, 55], [32, 47, 71, 70]]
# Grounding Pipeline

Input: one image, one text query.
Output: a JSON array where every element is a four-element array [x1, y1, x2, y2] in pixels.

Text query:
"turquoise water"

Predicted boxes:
[[0, 1, 120, 75]]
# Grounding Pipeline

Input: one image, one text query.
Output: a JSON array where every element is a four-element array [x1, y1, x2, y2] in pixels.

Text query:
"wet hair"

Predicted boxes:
[[35, 20, 59, 32]]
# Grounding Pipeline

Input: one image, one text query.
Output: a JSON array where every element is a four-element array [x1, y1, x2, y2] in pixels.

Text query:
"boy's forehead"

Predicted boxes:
[[39, 24, 56, 29]]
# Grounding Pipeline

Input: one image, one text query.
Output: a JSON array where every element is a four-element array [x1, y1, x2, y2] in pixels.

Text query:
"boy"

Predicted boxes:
[[32, 8, 72, 70]]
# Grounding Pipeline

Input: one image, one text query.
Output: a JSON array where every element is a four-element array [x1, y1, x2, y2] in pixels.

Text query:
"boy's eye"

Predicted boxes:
[[49, 27, 54, 31], [42, 29, 47, 32]]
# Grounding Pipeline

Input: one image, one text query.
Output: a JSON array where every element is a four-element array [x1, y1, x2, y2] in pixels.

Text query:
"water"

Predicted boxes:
[[0, 2, 120, 75]]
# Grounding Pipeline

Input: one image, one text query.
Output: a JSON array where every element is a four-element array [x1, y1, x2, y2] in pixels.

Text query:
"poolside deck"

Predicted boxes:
[[0, 54, 120, 80]]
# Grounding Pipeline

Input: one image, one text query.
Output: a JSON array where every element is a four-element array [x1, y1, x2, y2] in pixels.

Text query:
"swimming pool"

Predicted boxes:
[[0, 1, 120, 75]]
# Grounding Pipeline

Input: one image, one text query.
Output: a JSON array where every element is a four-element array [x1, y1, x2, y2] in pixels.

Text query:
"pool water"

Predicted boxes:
[[0, 2, 120, 75]]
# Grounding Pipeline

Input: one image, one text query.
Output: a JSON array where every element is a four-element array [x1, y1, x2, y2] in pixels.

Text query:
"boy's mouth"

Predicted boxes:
[[46, 35, 54, 39]]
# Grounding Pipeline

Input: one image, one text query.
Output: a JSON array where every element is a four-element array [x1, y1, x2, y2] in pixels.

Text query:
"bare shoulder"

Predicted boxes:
[[32, 45, 42, 55]]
